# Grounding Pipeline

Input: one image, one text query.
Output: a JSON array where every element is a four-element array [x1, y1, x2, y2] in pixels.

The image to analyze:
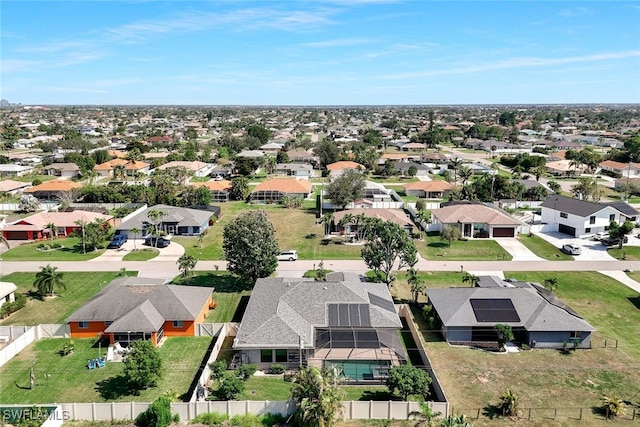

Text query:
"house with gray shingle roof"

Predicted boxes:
[[66, 277, 214, 347], [233, 275, 406, 380], [540, 194, 639, 237], [427, 277, 594, 349], [115, 204, 217, 238]]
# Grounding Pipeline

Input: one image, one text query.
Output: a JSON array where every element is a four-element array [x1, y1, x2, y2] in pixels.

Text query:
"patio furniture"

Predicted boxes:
[[114, 342, 129, 355], [87, 359, 96, 370], [96, 357, 106, 368]]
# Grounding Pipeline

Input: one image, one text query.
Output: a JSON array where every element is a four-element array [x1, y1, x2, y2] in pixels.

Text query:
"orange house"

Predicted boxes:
[[67, 277, 214, 347]]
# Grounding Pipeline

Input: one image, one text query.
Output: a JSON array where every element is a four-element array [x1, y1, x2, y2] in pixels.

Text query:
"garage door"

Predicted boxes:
[[492, 227, 515, 237], [558, 224, 576, 237], [4, 231, 29, 240]]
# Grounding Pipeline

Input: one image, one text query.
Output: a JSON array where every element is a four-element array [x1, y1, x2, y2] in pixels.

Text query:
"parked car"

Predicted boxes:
[[592, 232, 610, 241], [601, 236, 628, 246], [277, 250, 298, 261], [107, 234, 128, 249], [144, 235, 171, 248], [561, 244, 581, 255]]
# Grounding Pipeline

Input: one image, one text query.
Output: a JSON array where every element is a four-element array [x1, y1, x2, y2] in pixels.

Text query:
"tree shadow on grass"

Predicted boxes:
[[482, 404, 502, 420], [175, 273, 251, 292], [628, 296, 640, 311], [359, 390, 399, 401], [96, 375, 137, 399], [427, 242, 449, 249]]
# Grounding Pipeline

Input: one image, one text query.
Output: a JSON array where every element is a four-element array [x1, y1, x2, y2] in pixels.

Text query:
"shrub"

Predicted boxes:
[[210, 359, 228, 381], [268, 363, 285, 374], [217, 374, 244, 400], [0, 293, 27, 319], [499, 389, 520, 417], [192, 412, 229, 426], [136, 396, 172, 427], [52, 242, 62, 249], [234, 363, 256, 380], [229, 414, 262, 427], [602, 395, 626, 419], [61, 340, 75, 356]]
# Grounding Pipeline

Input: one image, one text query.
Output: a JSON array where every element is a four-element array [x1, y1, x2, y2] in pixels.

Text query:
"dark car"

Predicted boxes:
[[107, 234, 128, 249], [601, 236, 628, 246], [144, 236, 171, 248]]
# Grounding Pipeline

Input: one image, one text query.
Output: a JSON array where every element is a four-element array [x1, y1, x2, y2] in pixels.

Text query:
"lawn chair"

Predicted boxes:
[[87, 359, 96, 370], [96, 357, 106, 368], [114, 342, 127, 355]]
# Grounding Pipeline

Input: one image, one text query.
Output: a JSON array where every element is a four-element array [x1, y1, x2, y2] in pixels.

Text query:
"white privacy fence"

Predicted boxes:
[[0, 324, 68, 368]]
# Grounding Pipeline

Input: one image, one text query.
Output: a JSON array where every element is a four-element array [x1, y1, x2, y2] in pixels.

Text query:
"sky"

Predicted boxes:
[[1, 1, 639, 105]]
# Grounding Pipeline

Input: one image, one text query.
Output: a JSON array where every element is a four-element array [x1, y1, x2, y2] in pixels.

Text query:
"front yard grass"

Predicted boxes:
[[391, 271, 468, 303], [172, 271, 251, 323], [1, 237, 106, 261], [417, 233, 512, 261], [0, 271, 137, 326], [422, 271, 640, 423], [174, 202, 362, 261], [518, 234, 572, 260], [607, 245, 640, 261], [0, 337, 212, 403]]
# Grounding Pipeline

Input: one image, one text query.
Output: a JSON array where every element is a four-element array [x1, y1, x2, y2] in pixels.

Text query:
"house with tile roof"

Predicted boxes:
[[191, 180, 232, 203], [403, 181, 455, 199], [24, 180, 82, 200], [332, 208, 414, 236], [0, 179, 31, 195], [427, 277, 595, 349], [598, 160, 640, 178], [539, 194, 639, 237], [115, 204, 217, 238], [154, 161, 215, 178], [94, 159, 151, 177], [42, 163, 81, 179], [250, 178, 312, 203], [326, 161, 366, 177], [233, 275, 406, 378], [2, 210, 113, 240], [431, 202, 523, 238], [66, 277, 214, 347]]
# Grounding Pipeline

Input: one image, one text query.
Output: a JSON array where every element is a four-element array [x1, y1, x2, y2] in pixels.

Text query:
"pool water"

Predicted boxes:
[[324, 360, 391, 380]]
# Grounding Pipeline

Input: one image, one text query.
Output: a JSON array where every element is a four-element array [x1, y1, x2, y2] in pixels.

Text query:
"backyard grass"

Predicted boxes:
[[172, 271, 251, 323], [0, 271, 137, 326], [607, 245, 640, 261], [421, 271, 640, 424], [418, 233, 512, 261], [1, 237, 106, 261], [517, 234, 572, 260], [0, 337, 212, 403], [122, 248, 159, 261], [391, 271, 469, 303], [173, 202, 363, 261]]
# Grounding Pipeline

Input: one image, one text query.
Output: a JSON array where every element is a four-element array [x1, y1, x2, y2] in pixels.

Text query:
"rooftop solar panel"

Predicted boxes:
[[328, 304, 339, 327], [338, 304, 349, 326], [359, 304, 371, 326], [470, 299, 520, 323]]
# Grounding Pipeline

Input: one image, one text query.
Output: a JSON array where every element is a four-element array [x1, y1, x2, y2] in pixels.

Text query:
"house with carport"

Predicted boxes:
[[539, 194, 639, 237], [66, 277, 214, 347], [427, 277, 595, 349], [233, 274, 406, 380], [430, 202, 523, 238]]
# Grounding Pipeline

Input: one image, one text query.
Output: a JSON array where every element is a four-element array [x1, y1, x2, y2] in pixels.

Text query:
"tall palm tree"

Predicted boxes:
[[458, 166, 473, 186], [130, 227, 141, 251], [407, 267, 425, 303], [338, 213, 353, 236], [146, 209, 168, 249], [449, 158, 463, 182], [113, 164, 126, 181], [409, 401, 441, 427], [290, 366, 345, 427], [177, 254, 197, 279], [321, 212, 334, 236], [33, 264, 66, 298], [46, 222, 57, 240]]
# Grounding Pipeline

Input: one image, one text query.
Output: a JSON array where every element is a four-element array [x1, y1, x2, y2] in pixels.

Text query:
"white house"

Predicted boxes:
[[0, 281, 17, 308], [539, 195, 639, 238]]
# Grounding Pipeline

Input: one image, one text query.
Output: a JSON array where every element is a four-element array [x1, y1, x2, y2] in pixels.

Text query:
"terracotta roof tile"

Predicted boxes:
[[252, 178, 312, 194]]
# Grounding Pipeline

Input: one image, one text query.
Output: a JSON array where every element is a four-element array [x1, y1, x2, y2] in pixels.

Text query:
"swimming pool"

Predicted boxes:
[[324, 360, 391, 380]]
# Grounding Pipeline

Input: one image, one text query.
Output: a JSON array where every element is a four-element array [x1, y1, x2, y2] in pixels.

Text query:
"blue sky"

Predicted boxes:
[[1, 1, 639, 105]]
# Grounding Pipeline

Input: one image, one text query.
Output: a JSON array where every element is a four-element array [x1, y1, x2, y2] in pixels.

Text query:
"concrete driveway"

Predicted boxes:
[[89, 238, 185, 263], [535, 231, 616, 261], [495, 238, 543, 261]]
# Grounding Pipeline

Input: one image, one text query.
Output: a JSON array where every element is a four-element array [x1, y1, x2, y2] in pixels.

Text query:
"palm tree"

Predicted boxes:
[[449, 158, 463, 182], [177, 254, 197, 279], [543, 277, 558, 293], [146, 209, 168, 249], [602, 395, 626, 419], [113, 164, 126, 181], [533, 166, 546, 182], [338, 213, 354, 237], [462, 272, 479, 287], [511, 165, 524, 180], [46, 222, 57, 241], [408, 400, 441, 426], [290, 366, 345, 427], [407, 267, 425, 303], [74, 218, 87, 254], [130, 227, 141, 251], [499, 389, 520, 417], [458, 166, 473, 186], [321, 212, 334, 236], [547, 180, 561, 194], [33, 264, 66, 298], [440, 414, 474, 427]]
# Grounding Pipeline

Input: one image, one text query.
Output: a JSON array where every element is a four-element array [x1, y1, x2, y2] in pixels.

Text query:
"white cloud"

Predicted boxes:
[[300, 38, 377, 47], [558, 7, 594, 18]]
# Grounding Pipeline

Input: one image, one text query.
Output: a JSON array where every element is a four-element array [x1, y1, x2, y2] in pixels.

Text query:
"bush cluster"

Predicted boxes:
[[0, 293, 27, 319], [191, 412, 286, 426], [136, 396, 179, 427]]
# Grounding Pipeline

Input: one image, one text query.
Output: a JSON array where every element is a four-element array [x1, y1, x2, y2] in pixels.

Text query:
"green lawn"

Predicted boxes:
[[423, 271, 640, 423], [518, 234, 572, 260], [172, 271, 251, 323], [174, 202, 363, 261], [12, 174, 57, 183], [0, 337, 212, 403], [417, 233, 512, 261], [607, 245, 640, 261], [1, 237, 106, 261], [0, 271, 137, 325], [122, 248, 159, 261], [391, 271, 470, 303]]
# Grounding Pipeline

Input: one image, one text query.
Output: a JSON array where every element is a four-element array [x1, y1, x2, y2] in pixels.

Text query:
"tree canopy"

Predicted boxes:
[[223, 210, 279, 285], [33, 264, 66, 298], [325, 169, 365, 209], [290, 366, 345, 427], [124, 340, 163, 391], [385, 365, 432, 401]]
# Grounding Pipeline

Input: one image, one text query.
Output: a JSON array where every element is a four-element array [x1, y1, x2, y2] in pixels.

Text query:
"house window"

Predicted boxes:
[[585, 228, 591, 233], [589, 216, 596, 224], [172, 321, 183, 328], [260, 349, 273, 363], [569, 331, 582, 340], [609, 214, 615, 222], [560, 212, 568, 219], [78, 321, 89, 329], [275, 349, 288, 363]]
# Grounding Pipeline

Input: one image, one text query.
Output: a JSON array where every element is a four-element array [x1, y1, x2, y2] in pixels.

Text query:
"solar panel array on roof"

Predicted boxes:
[[315, 328, 381, 349], [470, 299, 520, 323], [368, 292, 395, 312], [328, 304, 371, 327]]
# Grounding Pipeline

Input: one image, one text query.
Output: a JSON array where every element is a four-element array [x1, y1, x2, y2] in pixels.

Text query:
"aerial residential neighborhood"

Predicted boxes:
[[0, 103, 639, 426]]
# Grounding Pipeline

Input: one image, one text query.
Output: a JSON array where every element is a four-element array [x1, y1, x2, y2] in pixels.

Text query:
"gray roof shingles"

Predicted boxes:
[[116, 204, 214, 231]]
